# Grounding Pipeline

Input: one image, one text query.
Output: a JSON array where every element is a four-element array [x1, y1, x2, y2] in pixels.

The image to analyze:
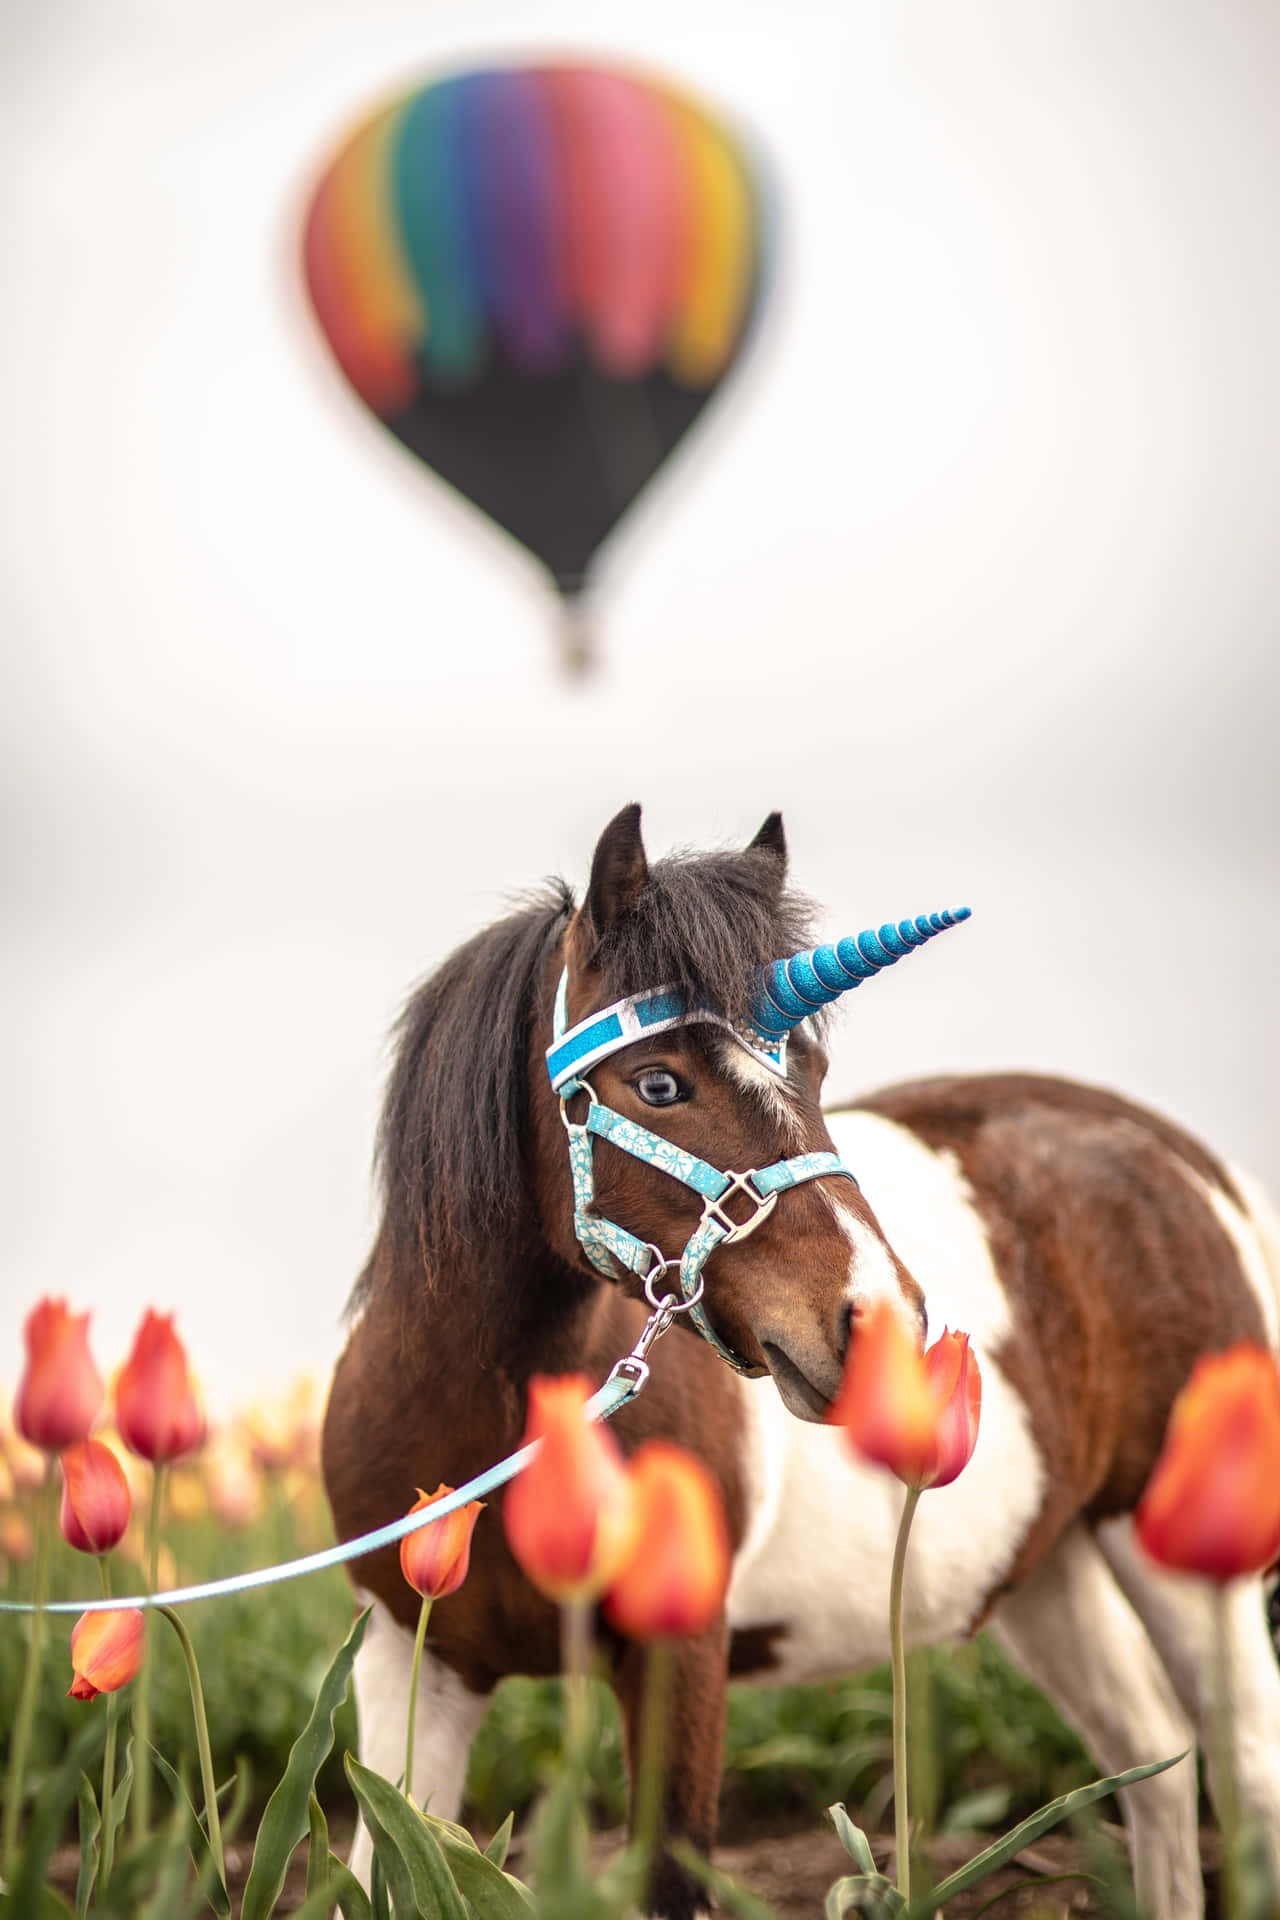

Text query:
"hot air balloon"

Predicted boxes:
[[302, 62, 772, 673]]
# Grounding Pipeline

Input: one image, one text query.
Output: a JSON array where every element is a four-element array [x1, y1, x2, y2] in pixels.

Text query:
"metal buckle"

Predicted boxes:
[[700, 1172, 777, 1246]]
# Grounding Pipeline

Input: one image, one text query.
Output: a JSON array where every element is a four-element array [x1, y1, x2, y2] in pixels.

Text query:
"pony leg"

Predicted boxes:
[[988, 1522, 1202, 1920], [1097, 1516, 1280, 1884], [614, 1623, 729, 1920], [347, 1596, 491, 1886]]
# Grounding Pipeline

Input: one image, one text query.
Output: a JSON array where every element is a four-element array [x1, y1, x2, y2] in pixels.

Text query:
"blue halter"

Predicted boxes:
[[547, 970, 858, 1373]]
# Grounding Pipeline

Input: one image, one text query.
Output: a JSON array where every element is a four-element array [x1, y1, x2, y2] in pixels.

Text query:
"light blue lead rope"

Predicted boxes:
[[0, 1374, 637, 1617]]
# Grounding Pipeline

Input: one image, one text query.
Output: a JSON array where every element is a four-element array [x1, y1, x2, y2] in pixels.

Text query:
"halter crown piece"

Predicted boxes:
[[547, 906, 970, 1375]]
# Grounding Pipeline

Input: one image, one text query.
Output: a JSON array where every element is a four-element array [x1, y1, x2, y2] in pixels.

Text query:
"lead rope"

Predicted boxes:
[[0, 1293, 687, 1618]]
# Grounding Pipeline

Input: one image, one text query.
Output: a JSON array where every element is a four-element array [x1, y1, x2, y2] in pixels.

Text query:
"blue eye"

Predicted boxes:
[[635, 1069, 683, 1107]]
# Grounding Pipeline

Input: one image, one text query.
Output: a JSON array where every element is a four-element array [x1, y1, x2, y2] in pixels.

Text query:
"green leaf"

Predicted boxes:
[[241, 1606, 371, 1920], [308, 1792, 331, 1898], [669, 1840, 781, 1920], [75, 1771, 101, 1920], [525, 1763, 595, 1920], [939, 1784, 1012, 1836], [423, 1811, 538, 1916], [927, 1750, 1187, 1907], [345, 1754, 470, 1920], [824, 1875, 905, 1919], [370, 1849, 391, 1920], [104, 1733, 135, 1869], [287, 1856, 375, 1920], [826, 1803, 878, 1874], [484, 1810, 515, 1868], [147, 1742, 231, 1918], [4, 1716, 104, 1920], [0, 1888, 74, 1919]]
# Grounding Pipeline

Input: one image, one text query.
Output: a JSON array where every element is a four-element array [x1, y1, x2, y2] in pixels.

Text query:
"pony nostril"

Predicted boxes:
[[917, 1299, 929, 1344], [838, 1300, 860, 1362]]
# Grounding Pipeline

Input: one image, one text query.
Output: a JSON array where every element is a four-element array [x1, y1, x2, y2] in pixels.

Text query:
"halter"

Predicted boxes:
[[547, 969, 858, 1373]]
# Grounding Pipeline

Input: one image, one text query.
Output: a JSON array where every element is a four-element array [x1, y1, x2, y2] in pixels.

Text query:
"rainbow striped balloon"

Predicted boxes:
[[302, 62, 771, 663]]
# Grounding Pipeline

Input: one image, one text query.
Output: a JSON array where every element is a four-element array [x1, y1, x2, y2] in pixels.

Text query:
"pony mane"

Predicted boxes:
[[361, 843, 819, 1325]]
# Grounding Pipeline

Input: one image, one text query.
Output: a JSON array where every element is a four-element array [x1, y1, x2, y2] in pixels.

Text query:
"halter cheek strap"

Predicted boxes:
[[549, 970, 859, 1374]]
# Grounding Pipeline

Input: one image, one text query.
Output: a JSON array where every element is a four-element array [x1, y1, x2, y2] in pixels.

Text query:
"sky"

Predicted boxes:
[[3, 0, 1277, 1410]]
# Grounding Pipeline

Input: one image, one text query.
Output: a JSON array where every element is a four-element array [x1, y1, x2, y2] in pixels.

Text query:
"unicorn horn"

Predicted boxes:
[[750, 908, 971, 1039]]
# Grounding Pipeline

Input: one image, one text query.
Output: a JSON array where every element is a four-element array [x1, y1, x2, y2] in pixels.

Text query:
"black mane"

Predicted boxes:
[[360, 842, 819, 1324]]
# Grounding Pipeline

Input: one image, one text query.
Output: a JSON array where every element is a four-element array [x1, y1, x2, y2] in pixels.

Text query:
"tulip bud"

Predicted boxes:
[[831, 1303, 982, 1491], [605, 1443, 731, 1639], [67, 1607, 146, 1700], [1135, 1343, 1280, 1581], [115, 1311, 205, 1463], [60, 1438, 132, 1555], [15, 1298, 103, 1452], [503, 1375, 637, 1603], [400, 1484, 484, 1600]]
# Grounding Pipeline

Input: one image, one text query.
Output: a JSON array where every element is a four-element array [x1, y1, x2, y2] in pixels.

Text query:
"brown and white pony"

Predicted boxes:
[[322, 805, 1280, 1919]]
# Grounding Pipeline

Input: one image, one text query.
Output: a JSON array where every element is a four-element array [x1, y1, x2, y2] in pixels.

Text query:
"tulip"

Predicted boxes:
[[115, 1311, 205, 1463], [605, 1444, 731, 1640], [829, 1305, 983, 1904], [60, 1438, 132, 1555], [15, 1298, 103, 1452], [830, 1304, 982, 1491], [67, 1608, 145, 1701], [503, 1375, 637, 1603], [400, 1484, 483, 1601], [1135, 1342, 1280, 1581]]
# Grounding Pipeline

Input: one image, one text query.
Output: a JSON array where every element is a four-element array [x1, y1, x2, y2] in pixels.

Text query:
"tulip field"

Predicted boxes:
[[3, 1300, 1278, 1916]]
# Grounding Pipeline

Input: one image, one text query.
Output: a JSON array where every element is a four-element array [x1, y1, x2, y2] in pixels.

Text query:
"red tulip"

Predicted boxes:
[[15, 1298, 103, 1452], [67, 1608, 145, 1700], [1135, 1343, 1280, 1581], [400, 1484, 483, 1600], [60, 1438, 132, 1555], [605, 1443, 731, 1639], [831, 1303, 982, 1491], [115, 1311, 205, 1463], [503, 1375, 636, 1603]]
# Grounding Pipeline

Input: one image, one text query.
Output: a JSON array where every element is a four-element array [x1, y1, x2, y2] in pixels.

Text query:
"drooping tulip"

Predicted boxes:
[[1135, 1343, 1280, 1581], [60, 1438, 132, 1555], [15, 1298, 103, 1452], [605, 1443, 731, 1639], [67, 1608, 145, 1701], [831, 1303, 982, 1491], [503, 1375, 636, 1602], [400, 1485, 483, 1601], [114, 1311, 205, 1463]]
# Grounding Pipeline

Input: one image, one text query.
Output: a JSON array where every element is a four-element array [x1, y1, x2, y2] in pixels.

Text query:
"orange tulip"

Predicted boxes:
[[503, 1374, 636, 1603], [115, 1311, 205, 1463], [15, 1298, 103, 1452], [60, 1438, 132, 1555], [1135, 1342, 1280, 1581], [67, 1607, 145, 1700], [605, 1443, 731, 1639], [831, 1303, 982, 1491], [400, 1484, 483, 1600]]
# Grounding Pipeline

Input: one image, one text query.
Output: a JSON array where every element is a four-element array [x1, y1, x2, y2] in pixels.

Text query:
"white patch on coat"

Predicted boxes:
[[812, 1179, 916, 1331], [989, 1525, 1203, 1920], [713, 1035, 800, 1138], [1192, 1160, 1280, 1345], [726, 1109, 1045, 1679], [348, 1595, 490, 1886]]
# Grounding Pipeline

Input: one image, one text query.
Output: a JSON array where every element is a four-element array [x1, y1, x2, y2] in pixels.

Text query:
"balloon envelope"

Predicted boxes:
[[302, 63, 771, 660]]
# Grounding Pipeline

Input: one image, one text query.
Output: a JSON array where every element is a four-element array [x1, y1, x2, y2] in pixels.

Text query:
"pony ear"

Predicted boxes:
[[583, 803, 650, 944], [749, 811, 787, 873]]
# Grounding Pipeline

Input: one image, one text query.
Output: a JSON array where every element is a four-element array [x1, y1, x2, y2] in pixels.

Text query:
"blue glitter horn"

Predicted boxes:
[[750, 908, 972, 1039]]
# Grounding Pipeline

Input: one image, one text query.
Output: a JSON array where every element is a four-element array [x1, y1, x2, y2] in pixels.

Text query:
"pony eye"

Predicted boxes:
[[634, 1069, 684, 1108]]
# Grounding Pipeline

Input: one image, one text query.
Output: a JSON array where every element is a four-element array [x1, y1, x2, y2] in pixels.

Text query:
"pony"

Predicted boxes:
[[322, 805, 1280, 1918]]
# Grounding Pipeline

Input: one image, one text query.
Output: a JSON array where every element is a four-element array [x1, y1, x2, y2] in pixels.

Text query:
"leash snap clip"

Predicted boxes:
[[701, 1172, 777, 1247]]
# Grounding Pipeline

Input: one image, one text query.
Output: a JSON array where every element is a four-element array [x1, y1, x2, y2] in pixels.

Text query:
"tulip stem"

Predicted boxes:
[[132, 1463, 166, 1845], [561, 1599, 593, 1775], [633, 1639, 673, 1894], [1212, 1588, 1241, 1920], [1, 1460, 57, 1879], [404, 1594, 433, 1803], [159, 1605, 225, 1887], [889, 1484, 922, 1901], [98, 1557, 119, 1894]]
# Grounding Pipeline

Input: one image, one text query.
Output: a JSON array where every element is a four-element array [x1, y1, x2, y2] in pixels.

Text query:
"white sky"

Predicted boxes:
[[4, 0, 1277, 1408]]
